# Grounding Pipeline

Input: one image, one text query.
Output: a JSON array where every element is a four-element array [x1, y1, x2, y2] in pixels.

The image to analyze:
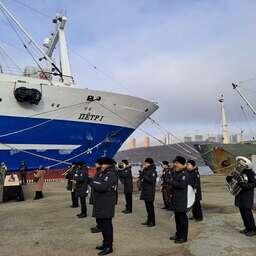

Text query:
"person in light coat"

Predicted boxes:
[[34, 166, 46, 200]]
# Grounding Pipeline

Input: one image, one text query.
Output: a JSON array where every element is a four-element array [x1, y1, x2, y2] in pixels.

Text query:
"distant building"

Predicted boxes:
[[216, 134, 223, 143], [163, 133, 172, 144], [128, 138, 136, 149], [144, 137, 150, 148], [184, 136, 192, 143], [194, 135, 203, 142], [206, 136, 216, 142], [230, 134, 241, 144]]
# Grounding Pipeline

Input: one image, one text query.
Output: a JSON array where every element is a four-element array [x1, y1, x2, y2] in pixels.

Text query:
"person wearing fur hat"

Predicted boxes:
[[187, 160, 203, 221], [139, 157, 157, 227], [169, 156, 189, 244], [91, 157, 118, 255], [118, 159, 133, 214], [160, 161, 173, 210]]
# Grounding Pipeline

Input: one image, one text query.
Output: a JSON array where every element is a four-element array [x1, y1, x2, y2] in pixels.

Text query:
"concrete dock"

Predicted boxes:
[[0, 175, 256, 256]]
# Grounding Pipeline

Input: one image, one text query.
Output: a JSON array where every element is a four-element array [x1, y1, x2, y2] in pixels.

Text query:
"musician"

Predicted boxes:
[[160, 161, 172, 210], [118, 159, 133, 214], [140, 157, 157, 227], [169, 156, 188, 244], [73, 162, 89, 218], [19, 161, 28, 185], [186, 160, 203, 221], [227, 156, 256, 236], [90, 157, 104, 234], [91, 157, 118, 255], [65, 164, 79, 208]]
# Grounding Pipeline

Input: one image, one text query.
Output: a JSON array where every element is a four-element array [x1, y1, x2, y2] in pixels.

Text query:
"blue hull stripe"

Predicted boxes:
[[0, 115, 134, 170]]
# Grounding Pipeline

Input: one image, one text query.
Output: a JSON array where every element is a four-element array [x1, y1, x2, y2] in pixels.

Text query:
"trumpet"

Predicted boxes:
[[117, 162, 126, 170], [61, 166, 74, 176]]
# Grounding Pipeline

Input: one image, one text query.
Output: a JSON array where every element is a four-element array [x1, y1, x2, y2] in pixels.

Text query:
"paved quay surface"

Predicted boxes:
[[0, 175, 256, 256]]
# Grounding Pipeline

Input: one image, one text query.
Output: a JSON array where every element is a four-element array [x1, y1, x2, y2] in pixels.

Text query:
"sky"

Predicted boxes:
[[1, 0, 256, 146]]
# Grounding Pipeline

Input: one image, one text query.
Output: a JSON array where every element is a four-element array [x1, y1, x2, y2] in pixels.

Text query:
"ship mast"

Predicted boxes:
[[218, 94, 230, 144], [43, 15, 73, 85]]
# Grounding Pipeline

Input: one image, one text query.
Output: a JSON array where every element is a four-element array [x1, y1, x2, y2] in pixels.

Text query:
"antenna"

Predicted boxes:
[[218, 94, 230, 144]]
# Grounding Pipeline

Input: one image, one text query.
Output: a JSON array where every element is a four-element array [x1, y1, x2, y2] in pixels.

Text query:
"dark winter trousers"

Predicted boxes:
[[144, 200, 155, 224], [71, 191, 79, 207], [79, 197, 87, 215], [96, 218, 113, 248], [125, 193, 132, 212], [34, 191, 43, 199], [192, 200, 203, 220], [239, 208, 256, 232], [21, 175, 27, 185], [96, 218, 100, 229], [175, 212, 188, 240], [162, 186, 170, 208]]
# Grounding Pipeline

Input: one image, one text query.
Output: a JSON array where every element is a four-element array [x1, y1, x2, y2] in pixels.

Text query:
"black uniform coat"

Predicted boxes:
[[193, 168, 202, 201], [161, 168, 173, 198], [73, 167, 89, 198], [187, 168, 202, 201], [169, 169, 188, 212], [92, 167, 118, 219], [89, 168, 101, 205], [235, 169, 256, 209], [118, 166, 133, 194], [161, 168, 173, 185], [65, 168, 76, 191], [139, 165, 157, 202]]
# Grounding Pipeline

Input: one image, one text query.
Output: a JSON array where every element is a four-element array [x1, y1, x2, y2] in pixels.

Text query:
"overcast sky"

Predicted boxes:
[[1, 0, 256, 145]]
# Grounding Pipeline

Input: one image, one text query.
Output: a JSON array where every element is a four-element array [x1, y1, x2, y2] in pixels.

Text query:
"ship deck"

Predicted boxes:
[[0, 175, 256, 256]]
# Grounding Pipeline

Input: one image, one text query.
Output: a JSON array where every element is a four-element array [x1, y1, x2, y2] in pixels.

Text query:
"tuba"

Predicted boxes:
[[226, 156, 251, 196], [226, 170, 248, 196]]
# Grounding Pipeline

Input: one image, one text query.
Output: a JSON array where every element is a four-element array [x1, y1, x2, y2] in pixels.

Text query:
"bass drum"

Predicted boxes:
[[187, 185, 196, 210]]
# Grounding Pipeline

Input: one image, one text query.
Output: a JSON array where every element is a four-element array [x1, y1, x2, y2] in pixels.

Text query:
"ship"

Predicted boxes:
[[0, 2, 158, 171], [195, 93, 256, 174]]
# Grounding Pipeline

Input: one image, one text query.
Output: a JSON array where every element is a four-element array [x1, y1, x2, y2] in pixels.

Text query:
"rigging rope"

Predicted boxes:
[[95, 101, 201, 160], [147, 116, 201, 155], [0, 100, 92, 138], [11, 0, 52, 19], [240, 105, 256, 140], [48, 128, 124, 169], [1, 12, 55, 85]]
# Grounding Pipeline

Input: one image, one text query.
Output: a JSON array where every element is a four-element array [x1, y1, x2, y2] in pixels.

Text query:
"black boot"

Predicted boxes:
[[77, 213, 87, 218], [96, 244, 105, 250], [98, 248, 113, 255], [175, 238, 187, 244], [91, 226, 101, 233], [147, 222, 155, 227]]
